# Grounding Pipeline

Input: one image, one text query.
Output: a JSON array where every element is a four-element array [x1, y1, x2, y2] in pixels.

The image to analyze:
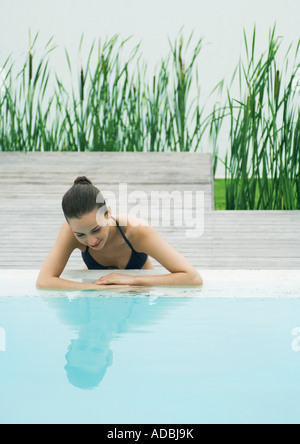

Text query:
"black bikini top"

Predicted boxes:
[[81, 217, 148, 270]]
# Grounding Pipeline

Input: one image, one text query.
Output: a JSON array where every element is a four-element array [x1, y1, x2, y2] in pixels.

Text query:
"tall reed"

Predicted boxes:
[[223, 26, 300, 210], [169, 33, 203, 152], [1, 28, 299, 211], [0, 32, 209, 154], [0, 31, 58, 151]]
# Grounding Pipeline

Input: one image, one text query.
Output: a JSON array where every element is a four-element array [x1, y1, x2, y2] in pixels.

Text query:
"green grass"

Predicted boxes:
[[214, 179, 226, 210], [214, 179, 260, 210], [214, 178, 300, 210]]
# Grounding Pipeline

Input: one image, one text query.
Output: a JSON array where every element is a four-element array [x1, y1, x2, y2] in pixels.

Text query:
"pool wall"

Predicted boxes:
[[0, 269, 300, 298]]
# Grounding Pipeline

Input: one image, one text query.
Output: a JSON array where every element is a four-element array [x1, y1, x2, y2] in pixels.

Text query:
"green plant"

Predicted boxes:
[[0, 30, 57, 151], [223, 26, 300, 209], [0, 32, 212, 154]]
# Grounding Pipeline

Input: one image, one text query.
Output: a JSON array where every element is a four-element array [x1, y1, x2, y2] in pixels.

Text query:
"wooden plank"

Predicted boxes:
[[1, 152, 300, 270], [0, 152, 213, 182], [0, 153, 214, 213]]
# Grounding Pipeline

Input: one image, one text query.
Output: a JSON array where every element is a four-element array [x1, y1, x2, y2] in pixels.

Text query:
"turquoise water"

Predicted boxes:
[[1, 291, 300, 424]]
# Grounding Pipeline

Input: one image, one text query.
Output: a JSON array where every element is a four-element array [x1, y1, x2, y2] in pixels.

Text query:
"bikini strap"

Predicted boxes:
[[111, 216, 135, 251]]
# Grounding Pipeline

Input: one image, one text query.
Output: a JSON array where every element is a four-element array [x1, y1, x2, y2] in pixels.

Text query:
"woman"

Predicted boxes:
[[36, 176, 203, 290]]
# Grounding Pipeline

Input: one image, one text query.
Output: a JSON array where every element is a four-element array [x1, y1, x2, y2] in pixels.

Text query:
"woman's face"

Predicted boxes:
[[68, 208, 111, 250]]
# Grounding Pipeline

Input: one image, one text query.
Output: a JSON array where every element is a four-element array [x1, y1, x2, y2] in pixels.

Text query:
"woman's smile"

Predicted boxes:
[[89, 239, 102, 249]]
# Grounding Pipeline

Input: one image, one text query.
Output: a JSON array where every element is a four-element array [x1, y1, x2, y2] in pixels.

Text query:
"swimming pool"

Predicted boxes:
[[1, 269, 300, 424]]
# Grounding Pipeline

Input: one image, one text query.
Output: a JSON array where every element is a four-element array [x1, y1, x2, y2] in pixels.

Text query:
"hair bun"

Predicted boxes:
[[73, 176, 92, 186]]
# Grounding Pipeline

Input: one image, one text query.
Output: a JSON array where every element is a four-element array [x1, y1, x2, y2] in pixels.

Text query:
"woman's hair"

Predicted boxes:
[[62, 176, 106, 221]]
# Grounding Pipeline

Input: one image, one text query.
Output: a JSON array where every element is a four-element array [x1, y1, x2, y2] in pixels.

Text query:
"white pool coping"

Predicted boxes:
[[0, 269, 300, 298]]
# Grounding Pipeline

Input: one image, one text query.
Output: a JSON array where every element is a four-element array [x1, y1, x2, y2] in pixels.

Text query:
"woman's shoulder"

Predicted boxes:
[[115, 213, 149, 228], [114, 214, 152, 243]]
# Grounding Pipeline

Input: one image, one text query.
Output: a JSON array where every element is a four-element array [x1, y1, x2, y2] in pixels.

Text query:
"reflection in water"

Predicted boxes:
[[45, 291, 192, 390]]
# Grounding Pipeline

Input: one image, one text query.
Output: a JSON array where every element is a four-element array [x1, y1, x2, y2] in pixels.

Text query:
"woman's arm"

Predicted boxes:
[[96, 219, 203, 287], [36, 222, 107, 291]]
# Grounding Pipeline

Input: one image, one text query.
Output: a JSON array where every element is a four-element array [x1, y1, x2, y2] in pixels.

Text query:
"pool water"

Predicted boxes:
[[1, 270, 300, 424]]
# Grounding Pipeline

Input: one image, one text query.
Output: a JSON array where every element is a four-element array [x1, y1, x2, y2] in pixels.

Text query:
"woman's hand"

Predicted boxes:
[[94, 273, 136, 286], [87, 282, 130, 290]]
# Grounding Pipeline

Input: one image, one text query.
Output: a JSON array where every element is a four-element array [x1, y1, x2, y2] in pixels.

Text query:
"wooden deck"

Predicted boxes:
[[0, 152, 300, 270]]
